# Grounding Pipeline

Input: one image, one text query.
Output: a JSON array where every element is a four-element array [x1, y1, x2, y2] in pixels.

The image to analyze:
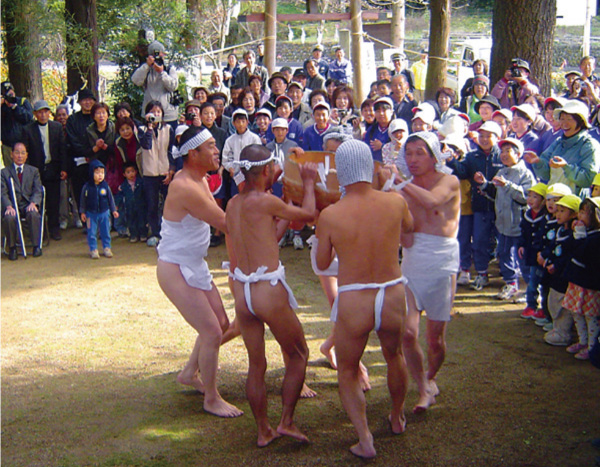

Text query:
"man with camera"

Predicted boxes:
[[491, 58, 539, 109], [132, 40, 180, 128], [1, 81, 33, 168]]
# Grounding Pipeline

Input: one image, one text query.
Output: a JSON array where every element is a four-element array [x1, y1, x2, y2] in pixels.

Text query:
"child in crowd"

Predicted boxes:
[[114, 161, 146, 243], [474, 138, 535, 300], [492, 109, 513, 140], [562, 197, 600, 360], [539, 194, 580, 346], [410, 104, 435, 133], [266, 95, 304, 146], [376, 79, 392, 98], [302, 102, 331, 151], [382, 119, 408, 166], [253, 108, 272, 145], [518, 183, 548, 319], [363, 97, 394, 162], [593, 173, 600, 196], [222, 109, 262, 197], [80, 159, 119, 259], [535, 183, 572, 330], [266, 118, 298, 199]]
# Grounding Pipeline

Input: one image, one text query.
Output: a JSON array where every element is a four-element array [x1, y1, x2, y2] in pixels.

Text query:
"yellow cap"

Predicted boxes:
[[546, 182, 572, 199], [529, 182, 547, 198], [555, 194, 581, 212], [588, 196, 600, 209], [593, 173, 600, 187]]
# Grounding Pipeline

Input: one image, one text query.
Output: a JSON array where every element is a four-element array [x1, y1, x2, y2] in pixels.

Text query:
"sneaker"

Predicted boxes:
[[534, 318, 551, 327], [75, 219, 83, 229], [544, 330, 570, 346], [496, 283, 519, 300], [140, 236, 148, 242], [293, 235, 304, 250], [471, 274, 489, 291], [279, 230, 291, 248], [90, 249, 100, 259], [520, 307, 537, 319], [512, 293, 526, 304], [542, 322, 554, 332], [146, 236, 159, 247], [59, 220, 68, 230], [457, 270, 471, 285], [129, 236, 139, 243], [117, 230, 129, 238], [103, 248, 113, 258], [574, 349, 590, 360], [567, 343, 587, 354], [531, 309, 545, 320]]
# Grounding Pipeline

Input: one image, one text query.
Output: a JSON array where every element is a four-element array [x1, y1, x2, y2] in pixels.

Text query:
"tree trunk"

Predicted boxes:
[[2, 1, 43, 101], [391, 0, 405, 52], [425, 0, 450, 101], [65, 0, 99, 96], [186, 0, 203, 54], [491, 0, 556, 96]]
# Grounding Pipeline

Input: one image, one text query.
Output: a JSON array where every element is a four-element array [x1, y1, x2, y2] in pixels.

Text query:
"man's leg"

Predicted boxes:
[[425, 319, 447, 394], [157, 261, 242, 418], [334, 313, 374, 458], [237, 307, 280, 447], [44, 179, 61, 236], [265, 305, 310, 442], [2, 214, 18, 249], [402, 287, 435, 412]]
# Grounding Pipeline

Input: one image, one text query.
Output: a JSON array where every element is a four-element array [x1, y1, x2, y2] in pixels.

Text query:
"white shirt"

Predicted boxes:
[[38, 123, 51, 164]]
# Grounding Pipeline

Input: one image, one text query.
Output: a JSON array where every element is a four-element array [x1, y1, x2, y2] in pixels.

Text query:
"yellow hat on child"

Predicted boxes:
[[592, 173, 600, 187], [529, 183, 547, 198], [546, 183, 571, 199], [589, 196, 600, 209], [555, 194, 581, 212]]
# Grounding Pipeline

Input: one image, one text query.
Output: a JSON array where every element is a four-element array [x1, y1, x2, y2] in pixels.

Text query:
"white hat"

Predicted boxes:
[[442, 134, 469, 155], [499, 137, 525, 155], [438, 115, 469, 138], [373, 96, 394, 109], [389, 118, 408, 135], [511, 104, 536, 122], [312, 101, 331, 113], [272, 118, 289, 129], [255, 108, 272, 119], [175, 124, 189, 138], [335, 140, 374, 187], [553, 100, 590, 128], [232, 108, 249, 119], [478, 121, 503, 138], [492, 108, 513, 121]]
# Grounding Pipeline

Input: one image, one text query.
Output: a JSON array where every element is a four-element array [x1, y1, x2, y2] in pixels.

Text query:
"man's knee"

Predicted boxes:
[[403, 322, 419, 346], [426, 326, 446, 354]]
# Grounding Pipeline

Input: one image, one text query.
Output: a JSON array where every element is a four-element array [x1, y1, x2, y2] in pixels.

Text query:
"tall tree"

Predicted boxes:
[[391, 0, 406, 52], [425, 0, 451, 100], [2, 0, 44, 100], [65, 0, 99, 95], [491, 0, 556, 96]]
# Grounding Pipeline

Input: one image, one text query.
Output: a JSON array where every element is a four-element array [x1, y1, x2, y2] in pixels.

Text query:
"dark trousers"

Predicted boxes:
[[143, 175, 168, 238], [42, 177, 61, 233], [2, 209, 42, 249], [72, 163, 90, 214]]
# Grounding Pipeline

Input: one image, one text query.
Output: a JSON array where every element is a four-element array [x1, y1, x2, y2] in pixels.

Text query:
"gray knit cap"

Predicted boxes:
[[335, 140, 374, 187]]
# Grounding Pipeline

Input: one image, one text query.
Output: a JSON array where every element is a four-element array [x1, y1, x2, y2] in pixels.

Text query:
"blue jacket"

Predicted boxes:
[[266, 118, 304, 146], [1, 97, 33, 147], [447, 145, 503, 213], [302, 124, 331, 151], [519, 206, 547, 266], [532, 129, 600, 195], [80, 160, 116, 214], [540, 225, 576, 293], [114, 176, 145, 210], [564, 230, 600, 291]]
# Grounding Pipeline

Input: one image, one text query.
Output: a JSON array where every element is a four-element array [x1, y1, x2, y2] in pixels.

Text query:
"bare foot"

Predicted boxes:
[[257, 426, 281, 448], [204, 397, 244, 418], [277, 423, 309, 443], [349, 437, 376, 459], [428, 379, 440, 397], [177, 372, 205, 394], [412, 393, 436, 414], [359, 362, 371, 392], [320, 342, 337, 369], [388, 413, 407, 435], [300, 383, 317, 398]]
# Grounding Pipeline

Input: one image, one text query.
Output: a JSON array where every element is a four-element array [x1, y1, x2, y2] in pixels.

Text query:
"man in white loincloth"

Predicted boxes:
[[394, 131, 460, 414]]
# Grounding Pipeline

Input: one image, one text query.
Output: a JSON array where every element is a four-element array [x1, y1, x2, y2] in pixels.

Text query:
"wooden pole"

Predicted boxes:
[[350, 0, 364, 104], [391, 0, 405, 53], [264, 0, 276, 74], [425, 0, 450, 101]]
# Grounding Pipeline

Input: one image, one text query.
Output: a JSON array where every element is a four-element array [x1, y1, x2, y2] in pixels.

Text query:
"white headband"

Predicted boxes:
[[233, 154, 276, 171], [172, 128, 212, 159]]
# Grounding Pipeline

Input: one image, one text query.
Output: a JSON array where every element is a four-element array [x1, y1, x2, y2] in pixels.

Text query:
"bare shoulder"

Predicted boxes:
[[440, 173, 460, 191]]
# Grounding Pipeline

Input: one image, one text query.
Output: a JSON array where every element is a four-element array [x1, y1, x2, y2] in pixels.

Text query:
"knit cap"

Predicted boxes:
[[335, 140, 374, 187]]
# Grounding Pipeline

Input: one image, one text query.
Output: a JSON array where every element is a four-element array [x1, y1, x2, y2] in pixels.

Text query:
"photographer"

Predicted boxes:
[[131, 41, 180, 128], [1, 81, 33, 167], [491, 58, 539, 109]]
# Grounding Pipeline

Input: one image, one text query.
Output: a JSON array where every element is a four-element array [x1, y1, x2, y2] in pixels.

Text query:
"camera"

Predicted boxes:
[[170, 90, 184, 107], [145, 114, 157, 124], [510, 58, 529, 79], [338, 109, 349, 119], [510, 63, 522, 79], [153, 51, 164, 67], [1, 82, 17, 104], [3, 95, 17, 105], [185, 112, 196, 122]]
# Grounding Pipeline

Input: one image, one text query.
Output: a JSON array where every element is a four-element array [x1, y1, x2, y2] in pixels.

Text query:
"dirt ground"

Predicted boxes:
[[2, 228, 600, 467]]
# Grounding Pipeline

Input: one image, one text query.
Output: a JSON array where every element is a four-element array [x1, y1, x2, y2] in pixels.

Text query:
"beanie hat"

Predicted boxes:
[[335, 140, 374, 187], [148, 41, 165, 55]]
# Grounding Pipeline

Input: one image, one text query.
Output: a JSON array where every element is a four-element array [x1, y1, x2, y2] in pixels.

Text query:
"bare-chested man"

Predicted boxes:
[[395, 131, 460, 414], [316, 139, 414, 459], [226, 144, 317, 447], [156, 127, 243, 418]]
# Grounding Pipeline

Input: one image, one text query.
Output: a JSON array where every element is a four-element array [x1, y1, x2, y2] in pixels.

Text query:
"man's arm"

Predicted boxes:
[[30, 168, 43, 206], [401, 174, 459, 210], [161, 66, 179, 93], [12, 98, 33, 125], [183, 183, 228, 233], [315, 208, 334, 271], [131, 64, 151, 87], [1, 170, 14, 210]]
